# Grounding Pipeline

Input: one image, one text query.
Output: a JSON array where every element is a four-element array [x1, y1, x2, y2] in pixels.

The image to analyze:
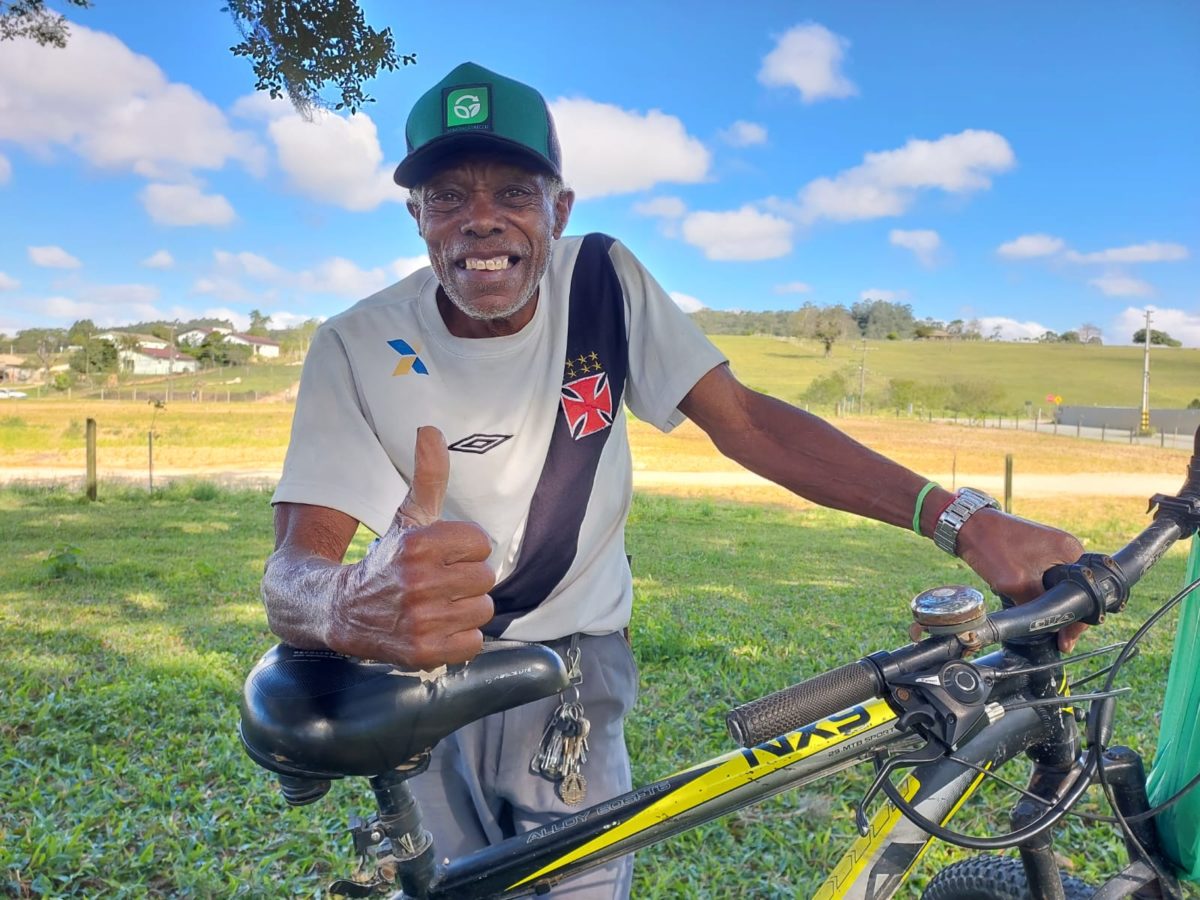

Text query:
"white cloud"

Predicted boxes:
[[0, 271, 20, 290], [1066, 241, 1189, 264], [140, 183, 236, 226], [669, 292, 706, 313], [191, 276, 260, 304], [798, 130, 1014, 224], [997, 233, 1066, 259], [719, 120, 768, 147], [681, 206, 794, 261], [774, 281, 812, 294], [199, 306, 250, 332], [1090, 272, 1154, 297], [0, 152, 10, 184], [201, 248, 426, 302], [859, 288, 909, 302], [977, 316, 1053, 341], [0, 25, 264, 180], [35, 282, 164, 326], [889, 229, 941, 267], [29, 245, 82, 268], [551, 98, 710, 200], [391, 255, 430, 280], [296, 257, 397, 297], [759, 23, 857, 103], [270, 310, 326, 329], [230, 92, 293, 122], [633, 196, 687, 219], [141, 250, 175, 269], [263, 105, 399, 211], [214, 250, 286, 281], [1112, 306, 1200, 348]]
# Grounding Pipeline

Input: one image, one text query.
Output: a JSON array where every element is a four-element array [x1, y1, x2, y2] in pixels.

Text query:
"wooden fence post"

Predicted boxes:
[[1004, 454, 1013, 513], [85, 418, 97, 501]]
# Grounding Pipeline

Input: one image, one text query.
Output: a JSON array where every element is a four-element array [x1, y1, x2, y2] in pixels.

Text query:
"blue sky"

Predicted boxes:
[[1, 1, 1197, 346]]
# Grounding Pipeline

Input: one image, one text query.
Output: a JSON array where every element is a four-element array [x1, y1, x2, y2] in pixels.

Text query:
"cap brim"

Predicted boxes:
[[393, 132, 559, 187]]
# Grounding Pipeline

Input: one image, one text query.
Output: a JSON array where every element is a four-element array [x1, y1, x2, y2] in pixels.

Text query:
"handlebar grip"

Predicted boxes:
[[726, 659, 881, 748]]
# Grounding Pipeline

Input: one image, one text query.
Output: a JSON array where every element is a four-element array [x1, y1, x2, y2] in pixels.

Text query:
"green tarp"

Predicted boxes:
[[1148, 534, 1200, 881]]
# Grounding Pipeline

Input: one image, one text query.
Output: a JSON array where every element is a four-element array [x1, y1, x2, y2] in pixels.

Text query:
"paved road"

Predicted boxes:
[[939, 417, 1197, 451]]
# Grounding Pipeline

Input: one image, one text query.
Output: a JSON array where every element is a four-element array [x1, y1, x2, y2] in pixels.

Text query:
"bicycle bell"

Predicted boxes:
[[910, 585, 988, 635]]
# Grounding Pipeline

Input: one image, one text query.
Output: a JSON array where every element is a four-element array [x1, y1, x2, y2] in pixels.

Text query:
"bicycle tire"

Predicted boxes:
[[921, 855, 1095, 900]]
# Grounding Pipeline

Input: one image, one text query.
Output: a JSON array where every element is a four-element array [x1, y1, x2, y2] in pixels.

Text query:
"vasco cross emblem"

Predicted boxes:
[[560, 351, 612, 440]]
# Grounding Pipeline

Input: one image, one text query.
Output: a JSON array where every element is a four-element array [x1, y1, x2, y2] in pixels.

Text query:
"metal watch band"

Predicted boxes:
[[933, 487, 1001, 556]]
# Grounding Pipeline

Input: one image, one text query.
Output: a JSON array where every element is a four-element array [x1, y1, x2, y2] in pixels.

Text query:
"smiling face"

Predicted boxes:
[[409, 157, 574, 337]]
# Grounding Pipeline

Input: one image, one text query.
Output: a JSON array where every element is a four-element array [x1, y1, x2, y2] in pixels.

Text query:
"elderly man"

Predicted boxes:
[[261, 62, 1083, 897]]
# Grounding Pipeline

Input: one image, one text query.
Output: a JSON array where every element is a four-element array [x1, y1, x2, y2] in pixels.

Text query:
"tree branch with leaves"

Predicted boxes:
[[1, 0, 415, 116]]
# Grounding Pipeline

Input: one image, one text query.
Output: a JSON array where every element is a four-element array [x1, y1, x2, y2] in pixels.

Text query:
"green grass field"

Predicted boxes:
[[3, 336, 1199, 896], [2, 481, 1197, 897], [710, 334, 1200, 412]]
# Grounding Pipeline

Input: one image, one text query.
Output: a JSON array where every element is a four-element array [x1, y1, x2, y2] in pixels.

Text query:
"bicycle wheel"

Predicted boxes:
[[921, 855, 1095, 900]]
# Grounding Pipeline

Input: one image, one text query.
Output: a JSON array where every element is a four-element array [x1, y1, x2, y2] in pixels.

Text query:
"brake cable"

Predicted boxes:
[[1091, 573, 1200, 887], [873, 574, 1200, 853]]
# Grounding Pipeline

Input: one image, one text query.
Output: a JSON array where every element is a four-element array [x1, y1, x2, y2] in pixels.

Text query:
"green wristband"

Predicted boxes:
[[912, 481, 940, 535]]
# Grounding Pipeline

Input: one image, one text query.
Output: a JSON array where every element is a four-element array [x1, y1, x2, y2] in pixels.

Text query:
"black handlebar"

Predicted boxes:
[[727, 427, 1200, 749], [726, 660, 882, 747]]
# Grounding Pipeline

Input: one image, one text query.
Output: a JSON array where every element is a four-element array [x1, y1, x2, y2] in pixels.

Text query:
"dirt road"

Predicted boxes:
[[0, 464, 1178, 498]]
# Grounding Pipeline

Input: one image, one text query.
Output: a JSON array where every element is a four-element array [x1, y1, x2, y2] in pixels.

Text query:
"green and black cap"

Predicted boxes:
[[393, 62, 562, 188]]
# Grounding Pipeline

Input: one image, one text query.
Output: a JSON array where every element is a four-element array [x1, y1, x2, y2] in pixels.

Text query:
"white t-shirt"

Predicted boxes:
[[273, 234, 726, 640]]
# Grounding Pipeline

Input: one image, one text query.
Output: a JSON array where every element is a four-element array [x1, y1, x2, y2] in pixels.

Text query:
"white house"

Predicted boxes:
[[178, 326, 232, 346], [225, 333, 281, 358], [119, 346, 199, 376], [96, 331, 170, 350]]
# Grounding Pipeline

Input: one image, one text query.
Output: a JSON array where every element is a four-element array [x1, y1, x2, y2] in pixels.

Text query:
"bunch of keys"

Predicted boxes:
[[530, 637, 591, 805]]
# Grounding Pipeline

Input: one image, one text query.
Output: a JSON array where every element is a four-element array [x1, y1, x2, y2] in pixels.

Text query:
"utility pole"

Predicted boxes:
[[167, 321, 176, 404], [1140, 308, 1152, 434]]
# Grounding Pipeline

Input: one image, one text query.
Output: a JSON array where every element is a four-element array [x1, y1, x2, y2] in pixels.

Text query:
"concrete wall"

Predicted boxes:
[[1057, 406, 1200, 433]]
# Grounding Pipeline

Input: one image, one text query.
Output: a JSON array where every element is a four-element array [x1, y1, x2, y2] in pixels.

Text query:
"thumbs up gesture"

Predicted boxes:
[[336, 426, 496, 668]]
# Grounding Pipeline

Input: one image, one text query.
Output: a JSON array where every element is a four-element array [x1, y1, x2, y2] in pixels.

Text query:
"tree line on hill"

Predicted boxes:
[[687, 300, 1121, 356], [2, 301, 1186, 393]]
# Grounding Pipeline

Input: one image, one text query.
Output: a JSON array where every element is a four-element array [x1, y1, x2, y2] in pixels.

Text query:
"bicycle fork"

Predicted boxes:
[[1009, 721, 1183, 900]]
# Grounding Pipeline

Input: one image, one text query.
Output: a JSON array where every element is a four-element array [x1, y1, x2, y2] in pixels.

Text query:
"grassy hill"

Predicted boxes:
[[712, 335, 1200, 413]]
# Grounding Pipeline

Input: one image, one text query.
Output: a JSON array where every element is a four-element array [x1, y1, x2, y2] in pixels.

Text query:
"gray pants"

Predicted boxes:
[[411, 632, 639, 898]]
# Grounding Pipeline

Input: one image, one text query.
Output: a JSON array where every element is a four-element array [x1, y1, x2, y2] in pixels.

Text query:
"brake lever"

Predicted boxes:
[[855, 659, 996, 834], [856, 735, 948, 834]]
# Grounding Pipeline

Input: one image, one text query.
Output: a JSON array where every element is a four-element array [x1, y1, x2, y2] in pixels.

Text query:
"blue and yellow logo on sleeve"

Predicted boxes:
[[388, 339, 429, 376]]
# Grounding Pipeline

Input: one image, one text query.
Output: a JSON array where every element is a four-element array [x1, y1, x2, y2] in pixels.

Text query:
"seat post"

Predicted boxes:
[[370, 767, 438, 899]]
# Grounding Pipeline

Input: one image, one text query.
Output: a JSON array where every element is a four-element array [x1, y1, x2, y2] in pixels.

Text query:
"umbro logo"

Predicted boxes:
[[448, 433, 513, 454]]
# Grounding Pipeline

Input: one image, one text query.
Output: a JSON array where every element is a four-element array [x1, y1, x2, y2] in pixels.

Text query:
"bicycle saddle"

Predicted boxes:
[[239, 641, 569, 780]]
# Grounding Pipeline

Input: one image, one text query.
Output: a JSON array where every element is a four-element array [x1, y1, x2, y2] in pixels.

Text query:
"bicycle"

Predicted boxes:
[[239, 427, 1200, 899]]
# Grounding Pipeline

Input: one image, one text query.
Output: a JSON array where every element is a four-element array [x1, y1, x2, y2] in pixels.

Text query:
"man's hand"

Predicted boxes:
[[955, 508, 1086, 652], [329, 426, 496, 668]]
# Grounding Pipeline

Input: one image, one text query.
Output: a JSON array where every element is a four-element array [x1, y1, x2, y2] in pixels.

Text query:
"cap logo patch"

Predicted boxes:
[[445, 85, 490, 129]]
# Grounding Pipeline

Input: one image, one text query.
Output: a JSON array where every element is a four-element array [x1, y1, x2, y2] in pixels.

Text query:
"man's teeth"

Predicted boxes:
[[464, 257, 511, 271]]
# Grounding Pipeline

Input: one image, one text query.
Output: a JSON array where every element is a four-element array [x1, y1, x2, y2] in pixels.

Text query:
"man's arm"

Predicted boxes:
[[679, 365, 1085, 644], [261, 427, 496, 668]]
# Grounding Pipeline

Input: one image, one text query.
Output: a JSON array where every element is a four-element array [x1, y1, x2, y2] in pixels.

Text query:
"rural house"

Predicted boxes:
[[118, 346, 199, 376], [178, 326, 232, 346], [224, 333, 281, 358], [95, 331, 170, 350]]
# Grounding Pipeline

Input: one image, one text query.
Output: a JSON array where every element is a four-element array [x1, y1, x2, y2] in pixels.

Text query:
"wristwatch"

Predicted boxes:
[[933, 487, 1000, 556]]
